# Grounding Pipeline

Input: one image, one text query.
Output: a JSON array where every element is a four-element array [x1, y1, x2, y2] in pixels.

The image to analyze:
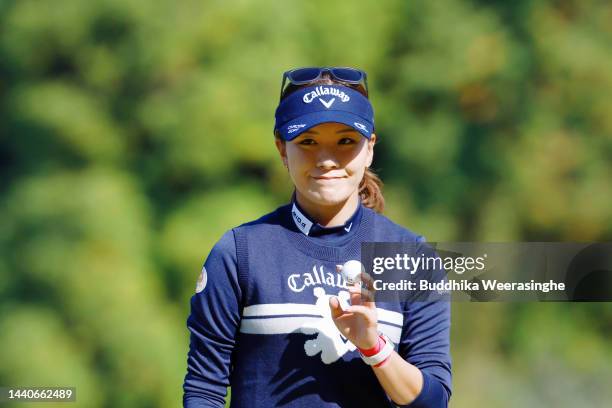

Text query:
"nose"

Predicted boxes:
[[315, 148, 340, 169]]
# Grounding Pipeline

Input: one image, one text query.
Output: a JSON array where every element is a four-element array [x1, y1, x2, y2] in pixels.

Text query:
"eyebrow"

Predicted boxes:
[[302, 127, 357, 135]]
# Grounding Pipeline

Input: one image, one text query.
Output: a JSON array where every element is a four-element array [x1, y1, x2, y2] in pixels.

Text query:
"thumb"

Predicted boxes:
[[329, 296, 344, 319]]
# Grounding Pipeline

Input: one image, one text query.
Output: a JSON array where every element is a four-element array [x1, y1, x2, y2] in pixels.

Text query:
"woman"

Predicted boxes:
[[183, 67, 451, 407]]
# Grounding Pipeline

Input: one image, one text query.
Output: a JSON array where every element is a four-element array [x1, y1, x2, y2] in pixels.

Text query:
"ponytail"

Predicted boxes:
[[359, 168, 385, 213]]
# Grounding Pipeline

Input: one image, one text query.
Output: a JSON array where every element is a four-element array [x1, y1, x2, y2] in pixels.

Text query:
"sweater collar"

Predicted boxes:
[[290, 195, 362, 237]]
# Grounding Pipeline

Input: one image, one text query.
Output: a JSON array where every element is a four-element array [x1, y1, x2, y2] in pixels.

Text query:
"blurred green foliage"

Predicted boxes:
[[1, 0, 611, 407]]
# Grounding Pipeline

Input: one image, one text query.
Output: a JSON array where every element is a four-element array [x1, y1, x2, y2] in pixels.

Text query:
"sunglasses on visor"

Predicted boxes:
[[280, 67, 369, 100]]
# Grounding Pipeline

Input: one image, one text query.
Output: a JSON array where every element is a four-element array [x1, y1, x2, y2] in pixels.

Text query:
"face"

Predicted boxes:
[[276, 122, 376, 208]]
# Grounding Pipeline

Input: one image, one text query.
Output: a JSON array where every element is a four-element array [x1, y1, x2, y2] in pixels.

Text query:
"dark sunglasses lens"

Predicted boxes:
[[289, 68, 321, 83], [331, 68, 363, 82]]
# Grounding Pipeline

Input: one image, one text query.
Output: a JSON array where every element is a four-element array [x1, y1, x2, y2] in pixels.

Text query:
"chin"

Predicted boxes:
[[304, 188, 353, 207]]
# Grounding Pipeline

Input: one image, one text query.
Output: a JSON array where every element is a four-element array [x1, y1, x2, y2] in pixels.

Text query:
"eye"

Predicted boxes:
[[298, 138, 317, 145], [338, 137, 357, 145]]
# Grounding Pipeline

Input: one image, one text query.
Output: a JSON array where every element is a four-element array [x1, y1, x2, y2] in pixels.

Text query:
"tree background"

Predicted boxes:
[[1, 0, 611, 406]]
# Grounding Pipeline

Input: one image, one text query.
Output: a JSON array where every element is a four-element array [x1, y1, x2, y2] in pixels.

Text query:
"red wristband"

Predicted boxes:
[[373, 355, 390, 368], [357, 335, 384, 357]]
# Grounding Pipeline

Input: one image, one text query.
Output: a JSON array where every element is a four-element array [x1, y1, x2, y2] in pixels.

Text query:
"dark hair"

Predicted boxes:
[[275, 73, 385, 213]]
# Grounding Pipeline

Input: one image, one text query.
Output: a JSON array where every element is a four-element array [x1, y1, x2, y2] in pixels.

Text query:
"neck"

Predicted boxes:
[[294, 190, 359, 227]]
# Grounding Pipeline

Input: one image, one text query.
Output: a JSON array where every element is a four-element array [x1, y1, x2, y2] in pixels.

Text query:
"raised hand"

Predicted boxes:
[[329, 271, 379, 349]]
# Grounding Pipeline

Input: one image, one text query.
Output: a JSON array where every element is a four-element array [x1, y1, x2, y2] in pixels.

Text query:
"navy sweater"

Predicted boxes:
[[183, 201, 452, 407]]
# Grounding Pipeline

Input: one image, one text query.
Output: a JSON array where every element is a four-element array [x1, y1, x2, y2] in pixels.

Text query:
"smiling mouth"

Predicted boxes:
[[312, 177, 345, 182], [312, 176, 346, 180]]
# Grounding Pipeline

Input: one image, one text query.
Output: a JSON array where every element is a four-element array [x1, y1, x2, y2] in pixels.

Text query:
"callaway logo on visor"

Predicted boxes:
[[287, 124, 306, 134], [302, 86, 351, 109], [353, 122, 368, 132]]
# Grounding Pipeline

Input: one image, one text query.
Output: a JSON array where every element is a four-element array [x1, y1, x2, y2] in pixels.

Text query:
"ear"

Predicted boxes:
[[365, 133, 376, 167], [275, 138, 288, 167]]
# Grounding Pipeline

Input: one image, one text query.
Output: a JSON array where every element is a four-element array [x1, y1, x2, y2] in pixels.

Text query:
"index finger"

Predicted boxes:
[[360, 271, 376, 292]]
